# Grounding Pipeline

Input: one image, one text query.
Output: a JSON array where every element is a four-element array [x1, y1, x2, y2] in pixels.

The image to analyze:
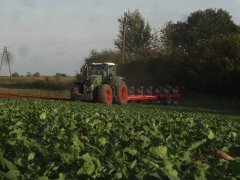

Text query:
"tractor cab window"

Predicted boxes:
[[89, 65, 102, 76], [89, 65, 116, 82], [101, 65, 107, 78]]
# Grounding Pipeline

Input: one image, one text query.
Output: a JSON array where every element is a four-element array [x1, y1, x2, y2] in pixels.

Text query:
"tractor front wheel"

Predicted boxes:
[[115, 81, 128, 104], [70, 85, 80, 101], [98, 84, 113, 105]]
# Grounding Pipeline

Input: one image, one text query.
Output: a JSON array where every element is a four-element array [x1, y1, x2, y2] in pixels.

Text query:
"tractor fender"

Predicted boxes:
[[115, 76, 126, 86]]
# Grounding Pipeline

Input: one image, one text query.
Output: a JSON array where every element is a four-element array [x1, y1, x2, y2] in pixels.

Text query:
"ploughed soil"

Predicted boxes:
[[0, 89, 70, 101]]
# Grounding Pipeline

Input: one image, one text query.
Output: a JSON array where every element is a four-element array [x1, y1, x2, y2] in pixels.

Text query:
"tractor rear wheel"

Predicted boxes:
[[115, 81, 128, 104], [98, 84, 113, 105]]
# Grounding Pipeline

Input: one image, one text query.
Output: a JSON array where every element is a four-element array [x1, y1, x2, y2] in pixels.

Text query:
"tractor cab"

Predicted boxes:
[[87, 63, 116, 84]]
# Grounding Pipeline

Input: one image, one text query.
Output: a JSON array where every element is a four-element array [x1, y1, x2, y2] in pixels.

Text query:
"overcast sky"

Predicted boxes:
[[0, 0, 239, 75]]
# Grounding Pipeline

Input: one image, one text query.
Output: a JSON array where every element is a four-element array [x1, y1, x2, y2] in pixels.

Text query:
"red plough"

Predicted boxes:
[[128, 86, 181, 105]]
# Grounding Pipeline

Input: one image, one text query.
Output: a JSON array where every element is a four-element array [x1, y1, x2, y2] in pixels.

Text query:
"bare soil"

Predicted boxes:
[[0, 89, 70, 101]]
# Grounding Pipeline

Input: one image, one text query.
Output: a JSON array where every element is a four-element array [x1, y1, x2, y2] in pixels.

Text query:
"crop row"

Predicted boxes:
[[0, 99, 239, 179]]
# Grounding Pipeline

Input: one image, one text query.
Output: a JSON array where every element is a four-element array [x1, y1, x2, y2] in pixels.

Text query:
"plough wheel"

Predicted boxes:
[[173, 99, 178, 105], [163, 94, 172, 105], [115, 81, 128, 104], [98, 84, 113, 105]]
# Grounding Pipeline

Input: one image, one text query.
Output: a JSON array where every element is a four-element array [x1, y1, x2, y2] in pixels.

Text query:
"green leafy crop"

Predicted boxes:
[[0, 99, 239, 179]]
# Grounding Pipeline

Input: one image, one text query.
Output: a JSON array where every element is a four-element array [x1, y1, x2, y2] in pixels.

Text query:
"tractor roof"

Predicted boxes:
[[91, 62, 116, 66]]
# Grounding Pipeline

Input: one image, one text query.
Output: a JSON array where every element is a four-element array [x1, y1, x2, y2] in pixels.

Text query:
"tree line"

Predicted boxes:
[[11, 72, 67, 77], [84, 9, 240, 97]]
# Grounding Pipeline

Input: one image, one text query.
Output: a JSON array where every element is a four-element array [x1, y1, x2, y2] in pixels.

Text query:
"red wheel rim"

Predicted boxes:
[[106, 88, 112, 103], [121, 87, 127, 101]]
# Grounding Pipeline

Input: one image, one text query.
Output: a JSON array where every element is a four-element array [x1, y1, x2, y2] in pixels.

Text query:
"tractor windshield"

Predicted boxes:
[[88, 65, 107, 76]]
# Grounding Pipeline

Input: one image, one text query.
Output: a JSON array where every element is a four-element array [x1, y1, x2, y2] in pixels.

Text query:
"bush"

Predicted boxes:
[[12, 72, 20, 77]]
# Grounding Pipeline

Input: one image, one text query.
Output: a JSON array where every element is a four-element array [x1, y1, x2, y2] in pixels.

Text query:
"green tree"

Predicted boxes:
[[55, 73, 67, 77], [160, 8, 240, 95], [12, 72, 19, 77], [33, 72, 41, 77], [85, 49, 120, 65], [161, 8, 239, 57], [114, 10, 151, 61], [194, 34, 240, 93], [26, 72, 32, 77]]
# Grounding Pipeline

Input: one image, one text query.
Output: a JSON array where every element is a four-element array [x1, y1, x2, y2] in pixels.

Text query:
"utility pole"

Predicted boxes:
[[0, 46, 12, 78], [118, 13, 127, 64]]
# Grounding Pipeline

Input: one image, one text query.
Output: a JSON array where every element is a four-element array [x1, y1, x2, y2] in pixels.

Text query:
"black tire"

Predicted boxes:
[[115, 81, 128, 104], [93, 86, 99, 102], [70, 85, 80, 101], [98, 84, 113, 105]]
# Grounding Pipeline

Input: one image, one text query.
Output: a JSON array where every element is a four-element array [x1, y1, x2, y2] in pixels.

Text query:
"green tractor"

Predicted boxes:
[[71, 62, 128, 105]]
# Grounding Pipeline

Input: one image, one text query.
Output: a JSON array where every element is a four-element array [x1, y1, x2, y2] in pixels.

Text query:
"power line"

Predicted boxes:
[[28, 18, 117, 51]]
